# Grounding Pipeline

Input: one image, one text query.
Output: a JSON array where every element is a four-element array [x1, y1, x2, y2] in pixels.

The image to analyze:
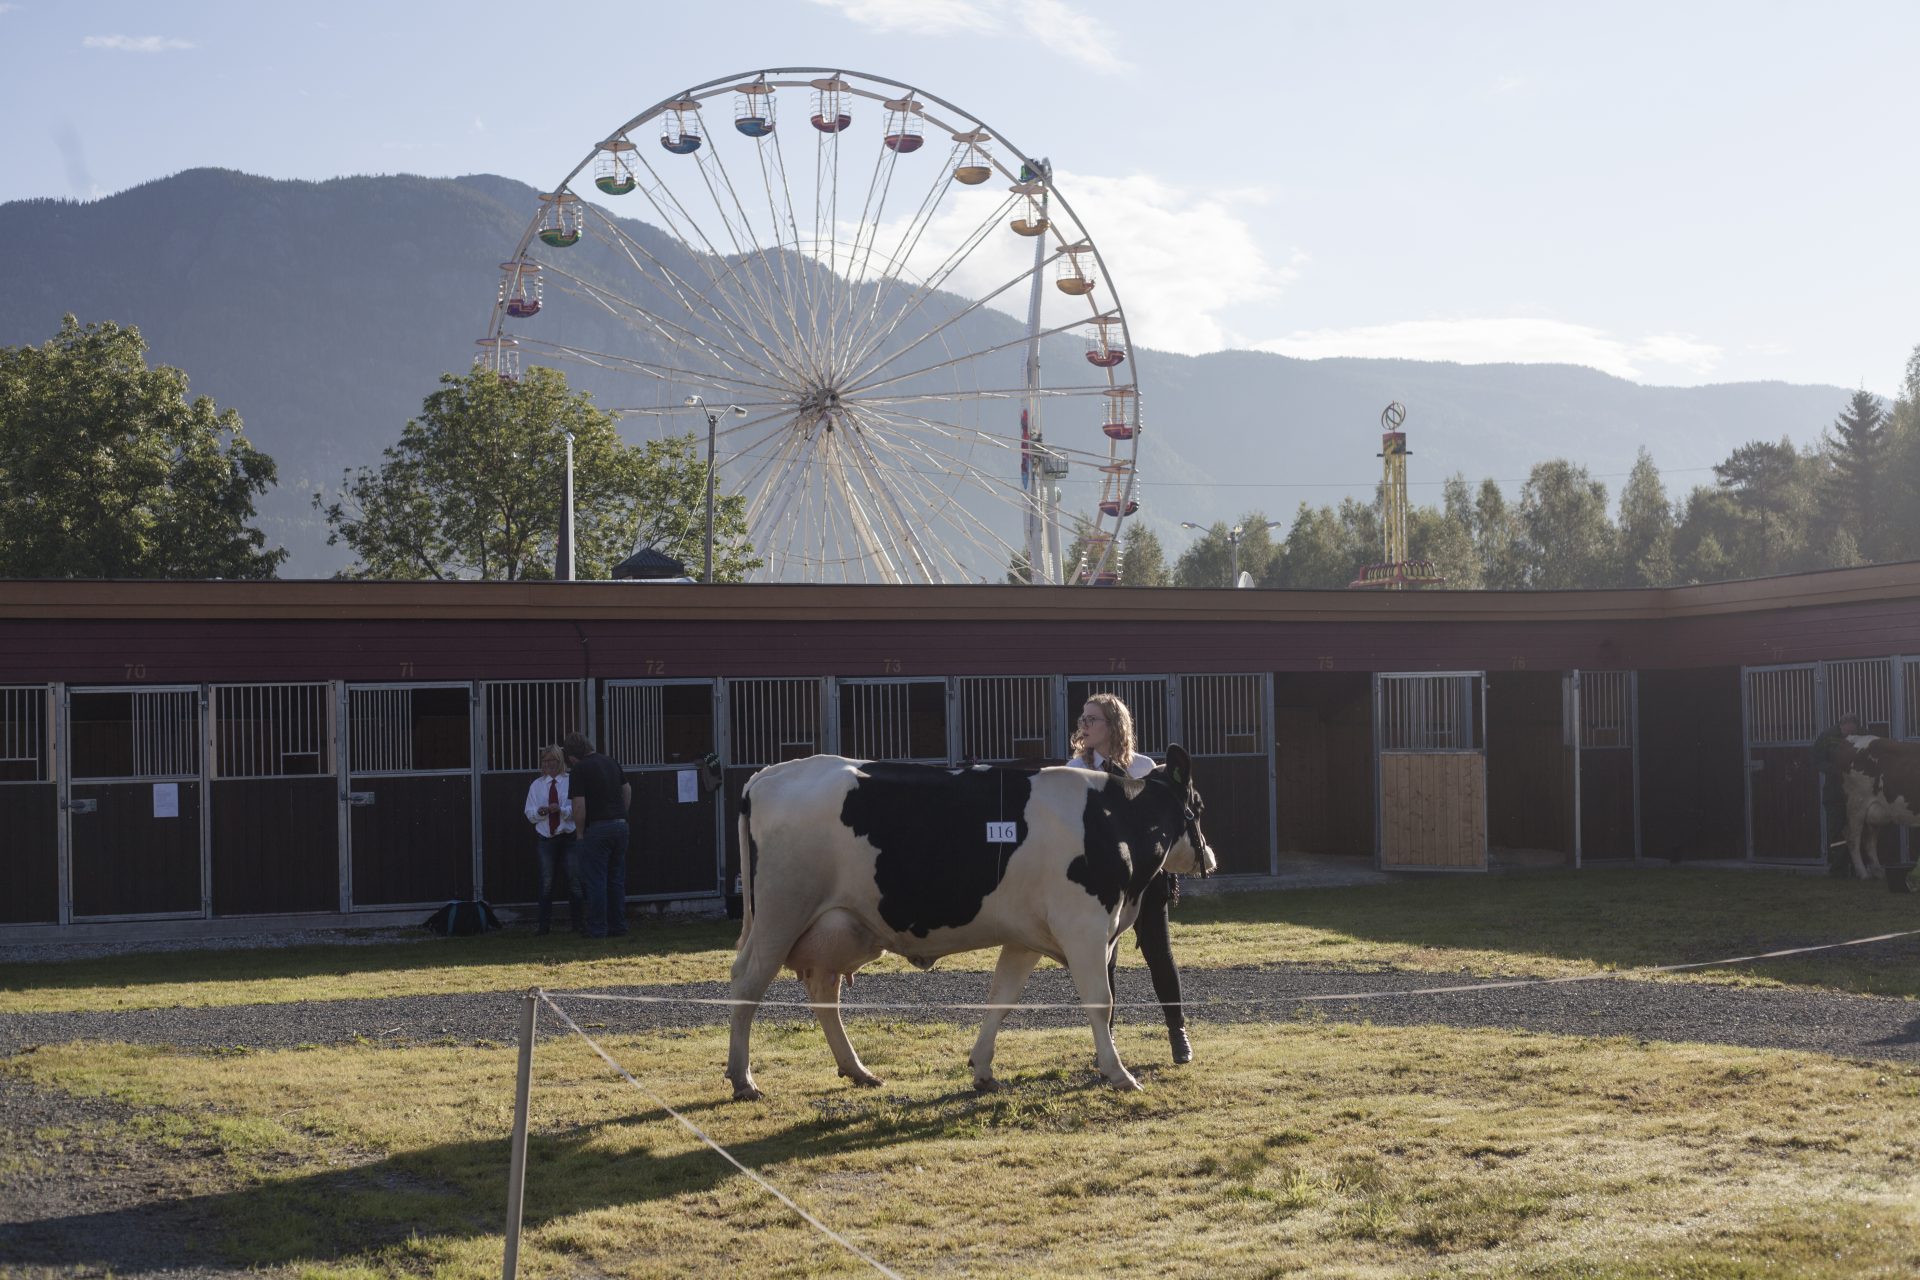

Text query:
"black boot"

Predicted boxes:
[[1169, 1026, 1192, 1065]]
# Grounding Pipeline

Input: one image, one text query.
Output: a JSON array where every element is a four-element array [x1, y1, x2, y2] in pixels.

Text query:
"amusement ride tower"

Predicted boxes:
[[1349, 401, 1446, 590]]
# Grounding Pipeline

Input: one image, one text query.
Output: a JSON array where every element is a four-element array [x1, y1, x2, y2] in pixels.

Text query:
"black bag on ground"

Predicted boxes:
[[422, 899, 501, 936]]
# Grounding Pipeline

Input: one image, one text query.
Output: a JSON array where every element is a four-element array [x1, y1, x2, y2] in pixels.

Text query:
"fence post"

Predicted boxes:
[[502, 988, 540, 1280]]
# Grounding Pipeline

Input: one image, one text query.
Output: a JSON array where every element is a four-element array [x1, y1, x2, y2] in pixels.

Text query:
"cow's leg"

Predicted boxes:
[[788, 909, 885, 1088], [1063, 931, 1139, 1092], [969, 944, 1041, 1092], [1846, 804, 1874, 879], [725, 939, 789, 1102]]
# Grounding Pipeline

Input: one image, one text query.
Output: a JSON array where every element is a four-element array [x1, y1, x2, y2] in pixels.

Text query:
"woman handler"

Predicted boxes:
[[1066, 692, 1193, 1064]]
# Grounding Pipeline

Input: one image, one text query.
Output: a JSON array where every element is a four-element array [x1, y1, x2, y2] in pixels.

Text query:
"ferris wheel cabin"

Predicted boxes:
[[660, 100, 704, 154], [594, 139, 639, 195], [535, 191, 583, 247], [882, 98, 924, 152], [1086, 316, 1126, 368], [498, 261, 542, 319], [811, 78, 852, 132], [952, 130, 992, 184], [734, 83, 775, 137]]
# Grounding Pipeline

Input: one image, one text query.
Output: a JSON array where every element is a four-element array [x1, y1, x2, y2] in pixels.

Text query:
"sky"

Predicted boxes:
[[3, 0, 1915, 396]]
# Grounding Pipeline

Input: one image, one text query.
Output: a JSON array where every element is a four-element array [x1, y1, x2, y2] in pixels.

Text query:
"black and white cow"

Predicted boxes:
[[726, 747, 1215, 1101], [1835, 735, 1920, 880]]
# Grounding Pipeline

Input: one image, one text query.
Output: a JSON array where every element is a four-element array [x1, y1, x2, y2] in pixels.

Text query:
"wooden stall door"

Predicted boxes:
[[1821, 658, 1905, 866], [1180, 674, 1274, 875], [721, 678, 827, 903], [1574, 670, 1639, 862], [606, 679, 722, 899], [477, 680, 590, 908], [210, 683, 340, 915], [1375, 673, 1486, 871], [66, 687, 204, 919], [837, 678, 951, 764], [346, 683, 475, 908]]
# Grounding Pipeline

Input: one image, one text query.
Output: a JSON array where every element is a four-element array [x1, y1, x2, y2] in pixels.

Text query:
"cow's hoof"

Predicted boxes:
[[730, 1081, 764, 1102], [842, 1069, 883, 1088], [973, 1076, 1000, 1094], [1103, 1071, 1143, 1092]]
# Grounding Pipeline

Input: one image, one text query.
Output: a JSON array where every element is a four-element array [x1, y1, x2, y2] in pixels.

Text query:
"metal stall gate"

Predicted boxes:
[[479, 680, 591, 906], [837, 678, 952, 764], [1821, 657, 1905, 865], [1374, 672, 1487, 870], [345, 683, 474, 908], [1065, 676, 1173, 758], [210, 683, 339, 915], [1570, 670, 1639, 863], [721, 678, 830, 898], [1180, 674, 1275, 875], [1741, 664, 1821, 863], [64, 687, 205, 919], [0, 685, 59, 923], [605, 679, 722, 898], [955, 676, 1059, 764]]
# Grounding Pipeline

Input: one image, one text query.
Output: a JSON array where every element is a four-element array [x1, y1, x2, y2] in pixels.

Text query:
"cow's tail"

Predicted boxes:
[[736, 790, 756, 949]]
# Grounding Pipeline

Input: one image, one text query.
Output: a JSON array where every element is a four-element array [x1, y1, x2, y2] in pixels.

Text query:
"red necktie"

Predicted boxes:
[[548, 779, 560, 834]]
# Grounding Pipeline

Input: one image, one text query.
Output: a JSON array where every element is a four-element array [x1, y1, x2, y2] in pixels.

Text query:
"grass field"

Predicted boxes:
[[5, 868, 1919, 1015], [7, 868, 1920, 1277]]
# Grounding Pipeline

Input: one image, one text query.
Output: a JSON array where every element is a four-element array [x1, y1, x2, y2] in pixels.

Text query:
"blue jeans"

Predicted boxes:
[[574, 819, 630, 938], [535, 832, 581, 933]]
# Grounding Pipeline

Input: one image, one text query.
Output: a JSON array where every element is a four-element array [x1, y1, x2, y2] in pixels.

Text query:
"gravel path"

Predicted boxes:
[[6, 962, 1918, 1063]]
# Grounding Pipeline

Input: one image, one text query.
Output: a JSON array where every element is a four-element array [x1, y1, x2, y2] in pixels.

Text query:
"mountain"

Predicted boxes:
[[0, 169, 1860, 577]]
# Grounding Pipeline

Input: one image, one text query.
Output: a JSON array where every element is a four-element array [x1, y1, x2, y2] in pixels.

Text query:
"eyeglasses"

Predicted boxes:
[[1077, 715, 1105, 725]]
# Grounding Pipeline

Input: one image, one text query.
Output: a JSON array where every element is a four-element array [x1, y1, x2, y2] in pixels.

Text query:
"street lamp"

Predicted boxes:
[[1180, 519, 1286, 587], [684, 396, 746, 584]]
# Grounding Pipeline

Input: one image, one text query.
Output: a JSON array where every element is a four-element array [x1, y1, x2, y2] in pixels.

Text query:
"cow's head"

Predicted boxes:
[[1155, 744, 1217, 877]]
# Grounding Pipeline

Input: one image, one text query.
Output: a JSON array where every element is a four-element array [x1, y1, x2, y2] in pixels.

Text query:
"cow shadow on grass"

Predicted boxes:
[[0, 1071, 1137, 1275]]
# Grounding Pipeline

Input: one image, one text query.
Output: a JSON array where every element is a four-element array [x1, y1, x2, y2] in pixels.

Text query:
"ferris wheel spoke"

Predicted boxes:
[[566, 219, 798, 386], [837, 426, 946, 581], [836, 183, 1021, 383], [515, 334, 789, 401], [845, 310, 1107, 398], [849, 419, 1024, 579], [841, 229, 1055, 392], [763, 119, 831, 378]]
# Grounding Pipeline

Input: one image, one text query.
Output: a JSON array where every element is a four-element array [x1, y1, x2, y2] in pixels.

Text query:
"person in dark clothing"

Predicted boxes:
[[1067, 691, 1192, 1065], [1810, 713, 1861, 875], [564, 731, 631, 938]]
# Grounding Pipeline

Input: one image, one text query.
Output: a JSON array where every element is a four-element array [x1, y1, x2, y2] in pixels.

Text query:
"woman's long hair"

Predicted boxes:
[[1071, 692, 1137, 771]]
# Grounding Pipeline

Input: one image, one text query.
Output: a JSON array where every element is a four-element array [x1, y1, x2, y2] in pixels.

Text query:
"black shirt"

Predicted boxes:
[[569, 752, 628, 824]]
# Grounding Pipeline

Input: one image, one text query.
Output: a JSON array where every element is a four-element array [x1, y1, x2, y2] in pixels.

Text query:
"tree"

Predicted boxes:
[[317, 367, 759, 581], [1515, 461, 1613, 589], [1615, 449, 1676, 587], [1004, 548, 1034, 585], [1712, 438, 1811, 575], [1119, 522, 1169, 586], [0, 315, 284, 578], [1819, 390, 1891, 560], [1888, 343, 1920, 561], [1174, 511, 1280, 588], [1267, 497, 1378, 588], [1473, 479, 1526, 589]]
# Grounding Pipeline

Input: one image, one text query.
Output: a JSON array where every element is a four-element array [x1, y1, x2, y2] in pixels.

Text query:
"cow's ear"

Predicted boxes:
[[1165, 743, 1192, 788]]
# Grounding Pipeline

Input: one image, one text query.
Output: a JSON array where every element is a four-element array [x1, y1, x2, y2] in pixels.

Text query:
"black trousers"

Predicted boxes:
[[1109, 873, 1185, 1031]]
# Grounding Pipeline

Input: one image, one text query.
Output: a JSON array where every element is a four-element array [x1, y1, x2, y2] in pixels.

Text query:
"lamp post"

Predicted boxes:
[[684, 396, 746, 584], [1180, 519, 1286, 586]]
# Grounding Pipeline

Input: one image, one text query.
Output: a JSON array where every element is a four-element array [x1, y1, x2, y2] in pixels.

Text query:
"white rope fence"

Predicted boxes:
[[501, 924, 1920, 1279]]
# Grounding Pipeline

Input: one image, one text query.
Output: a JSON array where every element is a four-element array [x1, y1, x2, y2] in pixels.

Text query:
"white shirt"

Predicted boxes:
[[524, 773, 576, 835], [1068, 750, 1154, 780]]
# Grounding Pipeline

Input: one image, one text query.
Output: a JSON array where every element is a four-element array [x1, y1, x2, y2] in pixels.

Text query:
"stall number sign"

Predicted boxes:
[[985, 821, 1018, 844]]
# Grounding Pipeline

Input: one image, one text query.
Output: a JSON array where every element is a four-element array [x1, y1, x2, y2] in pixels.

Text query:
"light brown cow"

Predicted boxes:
[[1834, 736, 1920, 880]]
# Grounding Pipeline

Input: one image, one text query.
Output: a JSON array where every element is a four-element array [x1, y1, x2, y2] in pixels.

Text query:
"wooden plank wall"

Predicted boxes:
[[1486, 671, 1573, 853], [1379, 753, 1486, 868]]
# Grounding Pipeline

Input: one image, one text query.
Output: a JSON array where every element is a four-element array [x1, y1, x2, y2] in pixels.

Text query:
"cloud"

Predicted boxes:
[[1254, 318, 1724, 380], [853, 170, 1292, 358], [83, 34, 195, 53], [807, 0, 1127, 72]]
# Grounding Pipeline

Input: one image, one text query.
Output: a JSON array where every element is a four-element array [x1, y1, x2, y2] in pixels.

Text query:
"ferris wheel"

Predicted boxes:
[[484, 67, 1141, 585]]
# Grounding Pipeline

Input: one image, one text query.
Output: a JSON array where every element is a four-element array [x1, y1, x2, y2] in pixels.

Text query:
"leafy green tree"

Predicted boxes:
[[1473, 479, 1526, 588], [1266, 497, 1379, 588], [1819, 390, 1891, 560], [1119, 522, 1170, 586], [0, 315, 284, 578], [1888, 343, 1920, 560], [1004, 548, 1034, 585], [1615, 448, 1676, 587], [1515, 461, 1613, 589], [1408, 503, 1481, 588], [317, 367, 758, 581], [1174, 511, 1280, 587], [1711, 438, 1815, 575], [1674, 486, 1745, 582]]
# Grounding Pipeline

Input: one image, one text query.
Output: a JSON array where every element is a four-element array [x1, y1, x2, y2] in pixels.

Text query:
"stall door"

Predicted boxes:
[[721, 677, 829, 897], [837, 678, 951, 764], [346, 683, 474, 908], [1180, 674, 1275, 875], [1571, 670, 1639, 863], [210, 682, 340, 915], [65, 686, 205, 919], [1374, 672, 1486, 870], [1741, 664, 1821, 863], [477, 680, 590, 906], [955, 676, 1059, 765], [1066, 676, 1172, 758], [0, 685, 59, 924], [1821, 657, 1905, 867], [605, 679, 722, 898]]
